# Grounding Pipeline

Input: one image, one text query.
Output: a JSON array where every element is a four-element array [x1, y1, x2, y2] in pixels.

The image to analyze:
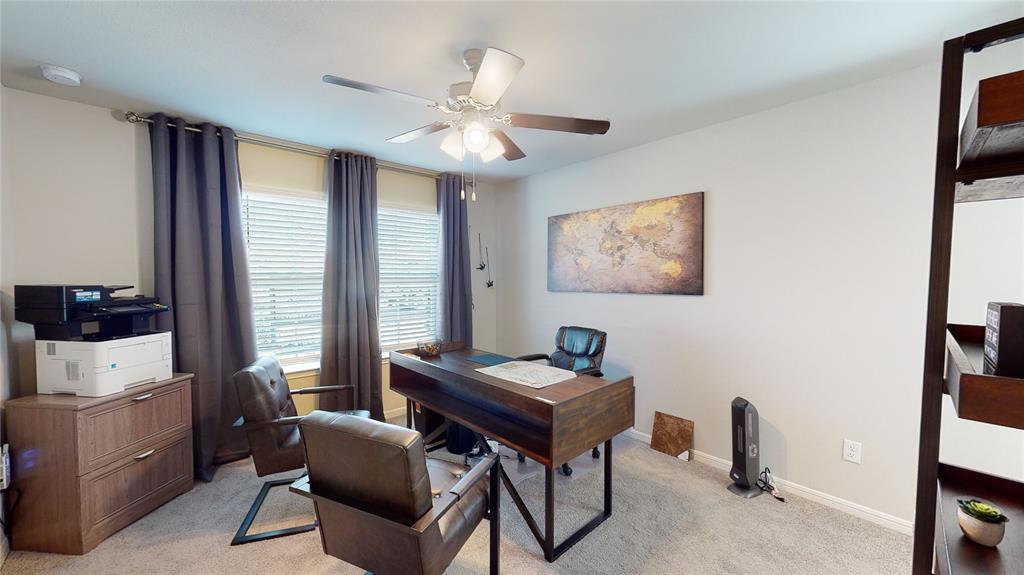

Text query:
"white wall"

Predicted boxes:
[[469, 181, 499, 351], [1, 87, 154, 399], [494, 44, 1023, 523]]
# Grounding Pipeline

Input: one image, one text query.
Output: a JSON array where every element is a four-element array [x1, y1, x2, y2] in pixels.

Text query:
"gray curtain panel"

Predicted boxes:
[[320, 151, 384, 420], [437, 173, 473, 347], [150, 114, 258, 482]]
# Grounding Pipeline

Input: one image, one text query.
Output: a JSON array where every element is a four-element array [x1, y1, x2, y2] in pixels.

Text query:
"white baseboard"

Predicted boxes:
[[622, 428, 913, 535], [384, 406, 407, 422]]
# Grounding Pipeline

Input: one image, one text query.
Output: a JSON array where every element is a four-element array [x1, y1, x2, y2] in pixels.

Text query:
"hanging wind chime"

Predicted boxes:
[[476, 233, 486, 270]]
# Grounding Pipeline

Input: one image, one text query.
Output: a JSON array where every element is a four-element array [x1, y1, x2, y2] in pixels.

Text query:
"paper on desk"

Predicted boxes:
[[475, 361, 577, 389]]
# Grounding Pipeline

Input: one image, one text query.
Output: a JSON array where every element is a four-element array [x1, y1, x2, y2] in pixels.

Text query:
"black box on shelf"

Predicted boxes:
[[984, 302, 1024, 377]]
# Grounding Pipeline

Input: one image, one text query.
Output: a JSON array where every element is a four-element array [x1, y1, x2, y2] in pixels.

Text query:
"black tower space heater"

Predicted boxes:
[[728, 397, 762, 498]]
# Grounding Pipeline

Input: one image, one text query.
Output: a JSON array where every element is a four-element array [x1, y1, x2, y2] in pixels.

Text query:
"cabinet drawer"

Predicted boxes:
[[80, 432, 193, 550], [77, 379, 191, 475]]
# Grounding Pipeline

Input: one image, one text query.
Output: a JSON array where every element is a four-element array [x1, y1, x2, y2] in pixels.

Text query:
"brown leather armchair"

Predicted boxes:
[[298, 411, 500, 575], [231, 355, 369, 545]]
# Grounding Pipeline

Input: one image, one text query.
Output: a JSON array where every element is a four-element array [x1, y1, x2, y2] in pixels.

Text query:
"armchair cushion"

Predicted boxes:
[[424, 459, 488, 573]]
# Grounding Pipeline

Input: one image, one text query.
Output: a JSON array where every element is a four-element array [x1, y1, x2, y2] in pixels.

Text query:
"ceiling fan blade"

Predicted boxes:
[[469, 47, 524, 106], [491, 129, 526, 161], [386, 122, 450, 144], [322, 74, 438, 107], [505, 113, 610, 135]]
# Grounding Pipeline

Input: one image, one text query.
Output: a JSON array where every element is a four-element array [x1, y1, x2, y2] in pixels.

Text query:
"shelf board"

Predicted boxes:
[[955, 174, 1024, 203], [959, 69, 1024, 165], [935, 463, 1024, 575], [957, 69, 1024, 191], [944, 324, 1024, 430]]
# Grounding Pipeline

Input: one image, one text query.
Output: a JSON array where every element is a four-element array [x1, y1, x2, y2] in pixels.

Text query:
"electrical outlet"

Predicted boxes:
[[843, 439, 862, 464]]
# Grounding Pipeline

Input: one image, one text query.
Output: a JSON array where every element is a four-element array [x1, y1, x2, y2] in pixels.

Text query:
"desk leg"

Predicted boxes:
[[405, 399, 413, 429], [605, 438, 612, 516], [544, 468, 555, 561], [546, 440, 614, 562], [490, 458, 501, 575], [494, 440, 616, 563]]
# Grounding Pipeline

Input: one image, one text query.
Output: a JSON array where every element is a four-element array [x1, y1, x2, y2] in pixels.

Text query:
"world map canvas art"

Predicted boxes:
[[547, 192, 704, 295]]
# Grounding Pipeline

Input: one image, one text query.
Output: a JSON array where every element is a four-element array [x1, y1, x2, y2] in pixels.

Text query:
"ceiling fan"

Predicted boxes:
[[322, 47, 610, 163]]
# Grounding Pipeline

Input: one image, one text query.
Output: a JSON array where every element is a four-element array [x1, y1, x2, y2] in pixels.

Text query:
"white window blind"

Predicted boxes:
[[241, 190, 328, 364], [378, 206, 440, 350]]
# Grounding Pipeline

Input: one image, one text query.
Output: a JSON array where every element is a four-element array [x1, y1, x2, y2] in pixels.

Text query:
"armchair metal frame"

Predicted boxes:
[[230, 384, 354, 546]]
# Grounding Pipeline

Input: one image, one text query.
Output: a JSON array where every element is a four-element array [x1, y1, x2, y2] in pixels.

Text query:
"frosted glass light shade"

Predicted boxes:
[[480, 135, 505, 163], [440, 130, 465, 161]]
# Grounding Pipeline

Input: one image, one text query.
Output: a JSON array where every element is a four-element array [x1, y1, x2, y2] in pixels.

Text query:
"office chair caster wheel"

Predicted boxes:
[[561, 463, 573, 476], [592, 447, 600, 459], [517, 452, 526, 463]]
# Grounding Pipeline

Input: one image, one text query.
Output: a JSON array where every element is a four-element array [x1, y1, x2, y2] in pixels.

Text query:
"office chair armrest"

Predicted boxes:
[[575, 367, 604, 377], [515, 353, 550, 362], [449, 452, 499, 498], [290, 384, 354, 395], [236, 415, 305, 431]]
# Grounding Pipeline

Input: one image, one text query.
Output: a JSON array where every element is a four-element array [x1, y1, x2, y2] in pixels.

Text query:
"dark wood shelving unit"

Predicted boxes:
[[914, 17, 1024, 575], [955, 69, 1024, 202], [944, 324, 1024, 430], [935, 464, 1024, 575]]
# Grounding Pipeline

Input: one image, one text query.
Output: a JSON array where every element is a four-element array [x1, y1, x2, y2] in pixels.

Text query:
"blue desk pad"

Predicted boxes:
[[467, 352, 516, 367]]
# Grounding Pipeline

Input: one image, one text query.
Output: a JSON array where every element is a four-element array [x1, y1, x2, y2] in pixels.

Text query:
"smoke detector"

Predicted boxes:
[[40, 65, 82, 87]]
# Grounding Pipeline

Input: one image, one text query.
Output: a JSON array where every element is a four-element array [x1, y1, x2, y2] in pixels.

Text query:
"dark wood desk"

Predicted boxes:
[[389, 346, 635, 562]]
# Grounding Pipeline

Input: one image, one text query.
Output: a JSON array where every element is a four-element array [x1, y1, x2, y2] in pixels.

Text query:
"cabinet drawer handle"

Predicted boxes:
[[134, 449, 156, 460], [132, 393, 154, 402]]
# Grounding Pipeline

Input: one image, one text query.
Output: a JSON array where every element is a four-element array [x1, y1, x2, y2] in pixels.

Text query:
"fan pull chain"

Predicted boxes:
[[460, 141, 466, 201]]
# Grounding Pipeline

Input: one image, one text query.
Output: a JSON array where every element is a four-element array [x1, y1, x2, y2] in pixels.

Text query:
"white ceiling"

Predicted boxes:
[[2, 2, 1022, 182]]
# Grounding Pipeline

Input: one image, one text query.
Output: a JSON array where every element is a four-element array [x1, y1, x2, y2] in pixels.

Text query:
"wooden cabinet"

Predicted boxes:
[[7, 373, 195, 554]]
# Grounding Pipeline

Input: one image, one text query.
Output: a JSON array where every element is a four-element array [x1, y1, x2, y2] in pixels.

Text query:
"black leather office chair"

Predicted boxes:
[[517, 325, 607, 475]]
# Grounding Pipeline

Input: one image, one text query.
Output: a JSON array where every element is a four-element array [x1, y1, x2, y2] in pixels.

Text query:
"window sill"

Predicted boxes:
[[282, 358, 391, 375], [283, 361, 321, 375]]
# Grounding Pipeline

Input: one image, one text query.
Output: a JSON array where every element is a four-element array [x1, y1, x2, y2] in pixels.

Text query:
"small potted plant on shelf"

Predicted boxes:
[[957, 498, 1009, 547]]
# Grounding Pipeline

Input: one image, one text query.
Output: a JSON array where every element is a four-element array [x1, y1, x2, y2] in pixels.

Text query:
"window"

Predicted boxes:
[[238, 143, 440, 363], [241, 190, 328, 365], [238, 141, 328, 367], [377, 206, 441, 350]]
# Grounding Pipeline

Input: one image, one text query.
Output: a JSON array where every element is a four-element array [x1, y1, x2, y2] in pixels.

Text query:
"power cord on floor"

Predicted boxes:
[[757, 467, 785, 502], [0, 487, 23, 539]]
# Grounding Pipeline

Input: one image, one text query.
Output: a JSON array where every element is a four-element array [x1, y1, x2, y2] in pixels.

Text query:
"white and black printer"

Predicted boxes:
[[15, 284, 173, 397]]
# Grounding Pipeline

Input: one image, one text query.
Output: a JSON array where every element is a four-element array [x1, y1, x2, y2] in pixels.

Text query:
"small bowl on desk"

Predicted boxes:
[[957, 498, 1008, 547], [416, 339, 441, 357]]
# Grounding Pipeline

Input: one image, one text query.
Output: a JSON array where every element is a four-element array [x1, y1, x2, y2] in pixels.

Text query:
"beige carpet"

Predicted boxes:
[[2, 436, 911, 574]]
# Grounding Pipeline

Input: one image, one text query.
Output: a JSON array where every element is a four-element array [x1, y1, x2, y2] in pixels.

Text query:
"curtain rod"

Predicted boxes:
[[123, 112, 442, 180]]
